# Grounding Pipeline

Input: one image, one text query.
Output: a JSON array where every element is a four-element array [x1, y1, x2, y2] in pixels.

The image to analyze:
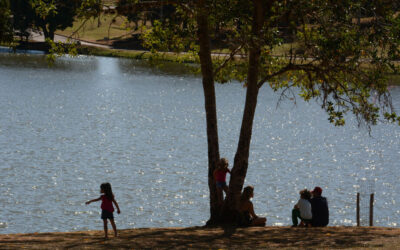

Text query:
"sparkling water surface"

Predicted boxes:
[[0, 53, 399, 233]]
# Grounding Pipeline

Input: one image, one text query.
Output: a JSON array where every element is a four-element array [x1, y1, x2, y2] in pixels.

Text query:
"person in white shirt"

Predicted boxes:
[[292, 189, 312, 227]]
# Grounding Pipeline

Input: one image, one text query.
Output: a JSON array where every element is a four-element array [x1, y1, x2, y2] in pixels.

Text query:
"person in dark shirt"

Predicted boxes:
[[310, 186, 329, 227]]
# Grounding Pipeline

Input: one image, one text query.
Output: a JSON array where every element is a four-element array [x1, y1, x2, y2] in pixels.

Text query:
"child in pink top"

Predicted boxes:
[[86, 182, 121, 239], [213, 158, 231, 205]]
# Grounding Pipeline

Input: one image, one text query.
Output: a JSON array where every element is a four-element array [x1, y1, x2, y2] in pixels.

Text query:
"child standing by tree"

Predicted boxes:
[[213, 158, 231, 205], [86, 182, 121, 239]]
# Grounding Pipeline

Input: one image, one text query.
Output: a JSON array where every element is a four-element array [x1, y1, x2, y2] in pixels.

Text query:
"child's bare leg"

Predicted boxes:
[[110, 219, 118, 237], [103, 219, 108, 239]]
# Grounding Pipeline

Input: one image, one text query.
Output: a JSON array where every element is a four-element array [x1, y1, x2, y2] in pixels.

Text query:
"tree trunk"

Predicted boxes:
[[196, 0, 221, 225], [223, 0, 265, 222], [41, 23, 55, 41], [48, 29, 55, 41], [41, 24, 49, 40]]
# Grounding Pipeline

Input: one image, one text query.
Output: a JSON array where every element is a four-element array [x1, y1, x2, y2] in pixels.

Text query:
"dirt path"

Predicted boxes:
[[1, 226, 399, 249], [29, 30, 111, 49]]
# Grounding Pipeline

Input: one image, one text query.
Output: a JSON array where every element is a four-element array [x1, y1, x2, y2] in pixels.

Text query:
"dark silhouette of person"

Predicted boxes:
[[310, 186, 329, 227], [238, 186, 267, 227]]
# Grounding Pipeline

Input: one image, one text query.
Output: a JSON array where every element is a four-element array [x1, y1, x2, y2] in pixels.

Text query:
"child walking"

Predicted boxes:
[[86, 182, 121, 239], [213, 158, 231, 205]]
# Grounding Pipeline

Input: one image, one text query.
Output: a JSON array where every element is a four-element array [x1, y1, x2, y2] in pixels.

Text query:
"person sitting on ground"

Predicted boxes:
[[238, 186, 267, 227], [292, 189, 312, 227], [213, 158, 231, 205], [310, 186, 329, 227]]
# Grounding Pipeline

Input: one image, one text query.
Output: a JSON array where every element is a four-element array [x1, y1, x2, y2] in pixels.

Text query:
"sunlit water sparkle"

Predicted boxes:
[[0, 53, 399, 233]]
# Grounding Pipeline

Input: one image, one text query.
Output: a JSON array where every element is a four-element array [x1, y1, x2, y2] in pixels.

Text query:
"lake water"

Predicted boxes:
[[0, 52, 399, 234]]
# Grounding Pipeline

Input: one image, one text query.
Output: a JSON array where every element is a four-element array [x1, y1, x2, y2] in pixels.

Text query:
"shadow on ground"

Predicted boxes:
[[1, 226, 399, 249]]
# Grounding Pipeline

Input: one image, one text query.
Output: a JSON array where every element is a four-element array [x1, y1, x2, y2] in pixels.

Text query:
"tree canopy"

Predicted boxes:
[[143, 0, 400, 127], [9, 0, 102, 40], [0, 0, 12, 43], [128, 0, 400, 224]]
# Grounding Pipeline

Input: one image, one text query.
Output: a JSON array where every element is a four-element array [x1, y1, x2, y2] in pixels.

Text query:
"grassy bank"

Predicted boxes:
[[77, 45, 197, 64], [3, 40, 400, 85], [56, 15, 139, 44], [1, 226, 400, 249], [388, 74, 400, 86]]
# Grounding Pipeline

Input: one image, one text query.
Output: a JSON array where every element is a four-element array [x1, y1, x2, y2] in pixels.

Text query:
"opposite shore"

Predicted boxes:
[[1, 226, 400, 249], [3, 38, 400, 86]]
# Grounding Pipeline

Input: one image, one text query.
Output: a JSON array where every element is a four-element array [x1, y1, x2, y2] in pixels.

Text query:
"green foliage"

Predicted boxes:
[[9, 0, 100, 40], [9, 0, 35, 39], [282, 0, 400, 127], [31, 0, 57, 19], [140, 4, 198, 55], [77, 0, 102, 19], [121, 0, 400, 128], [142, 20, 186, 53], [223, 0, 400, 128], [0, 0, 12, 43], [117, 0, 175, 30], [45, 38, 78, 66], [384, 112, 400, 125]]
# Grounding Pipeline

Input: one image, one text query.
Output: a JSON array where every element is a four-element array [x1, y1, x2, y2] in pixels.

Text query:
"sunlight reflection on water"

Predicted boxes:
[[0, 53, 399, 233]]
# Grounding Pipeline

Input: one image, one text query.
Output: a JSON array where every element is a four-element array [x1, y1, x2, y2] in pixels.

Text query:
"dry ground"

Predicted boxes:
[[1, 226, 400, 249]]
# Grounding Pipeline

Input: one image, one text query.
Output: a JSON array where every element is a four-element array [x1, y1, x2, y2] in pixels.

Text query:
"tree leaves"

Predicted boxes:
[[0, 0, 13, 43], [126, 0, 400, 128]]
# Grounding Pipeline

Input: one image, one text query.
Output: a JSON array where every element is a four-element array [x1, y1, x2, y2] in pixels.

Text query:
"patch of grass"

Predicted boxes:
[[388, 74, 400, 86], [77, 45, 197, 63], [0, 41, 17, 47], [211, 43, 302, 57], [102, 0, 118, 5], [56, 14, 138, 43], [271, 42, 302, 56]]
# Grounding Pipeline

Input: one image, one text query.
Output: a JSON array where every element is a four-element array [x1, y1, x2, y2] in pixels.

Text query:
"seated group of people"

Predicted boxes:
[[213, 158, 329, 228], [292, 187, 329, 227]]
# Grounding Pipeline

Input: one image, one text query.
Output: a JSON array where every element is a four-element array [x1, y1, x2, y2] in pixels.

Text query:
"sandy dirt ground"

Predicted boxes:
[[1, 226, 400, 249]]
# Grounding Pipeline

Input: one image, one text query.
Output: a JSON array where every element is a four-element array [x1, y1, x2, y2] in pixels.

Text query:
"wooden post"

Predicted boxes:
[[369, 193, 374, 226], [357, 192, 360, 226]]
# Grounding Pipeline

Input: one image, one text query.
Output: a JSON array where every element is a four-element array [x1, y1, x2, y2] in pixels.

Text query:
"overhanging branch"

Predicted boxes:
[[213, 43, 244, 76]]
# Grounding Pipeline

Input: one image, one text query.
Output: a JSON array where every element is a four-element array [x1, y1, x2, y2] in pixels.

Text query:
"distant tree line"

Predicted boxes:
[[0, 0, 176, 43], [0, 0, 103, 42], [1, 0, 399, 46]]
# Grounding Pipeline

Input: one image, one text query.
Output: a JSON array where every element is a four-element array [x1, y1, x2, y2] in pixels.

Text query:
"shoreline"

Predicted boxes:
[[1, 226, 400, 249], [2, 41, 400, 86], [1, 40, 198, 63]]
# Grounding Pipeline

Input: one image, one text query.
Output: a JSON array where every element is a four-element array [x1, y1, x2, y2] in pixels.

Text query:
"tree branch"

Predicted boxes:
[[213, 43, 244, 76], [257, 63, 294, 89], [67, 18, 89, 39]]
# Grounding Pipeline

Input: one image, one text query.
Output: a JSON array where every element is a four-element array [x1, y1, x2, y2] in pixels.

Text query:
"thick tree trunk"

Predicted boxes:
[[223, 0, 265, 222], [196, 0, 221, 225], [41, 24, 49, 40], [48, 29, 55, 41], [41, 24, 54, 41]]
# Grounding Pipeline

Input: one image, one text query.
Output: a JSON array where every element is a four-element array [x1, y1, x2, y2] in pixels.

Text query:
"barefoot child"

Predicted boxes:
[[213, 158, 231, 204], [86, 182, 121, 239]]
